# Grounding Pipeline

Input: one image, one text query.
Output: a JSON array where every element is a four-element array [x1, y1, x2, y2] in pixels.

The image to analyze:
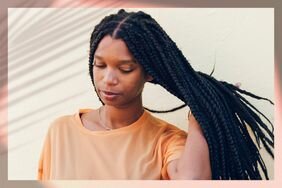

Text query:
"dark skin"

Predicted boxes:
[[81, 35, 211, 179], [81, 35, 152, 130]]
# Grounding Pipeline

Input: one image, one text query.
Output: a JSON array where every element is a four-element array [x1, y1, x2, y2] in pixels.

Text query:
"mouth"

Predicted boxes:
[[99, 90, 121, 100], [101, 90, 120, 95]]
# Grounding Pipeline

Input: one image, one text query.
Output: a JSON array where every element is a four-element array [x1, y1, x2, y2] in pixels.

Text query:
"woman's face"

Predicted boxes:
[[93, 35, 152, 107]]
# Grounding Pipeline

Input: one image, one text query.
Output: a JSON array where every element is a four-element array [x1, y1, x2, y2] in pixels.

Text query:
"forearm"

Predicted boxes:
[[174, 114, 211, 179]]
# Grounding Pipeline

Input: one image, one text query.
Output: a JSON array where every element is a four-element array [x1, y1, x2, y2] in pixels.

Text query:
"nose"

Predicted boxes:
[[103, 69, 118, 85]]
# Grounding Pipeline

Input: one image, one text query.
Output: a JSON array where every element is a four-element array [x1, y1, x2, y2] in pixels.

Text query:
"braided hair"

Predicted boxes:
[[88, 9, 274, 180]]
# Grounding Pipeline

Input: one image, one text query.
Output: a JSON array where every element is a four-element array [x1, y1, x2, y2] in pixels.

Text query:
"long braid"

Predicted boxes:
[[201, 72, 274, 154], [88, 9, 274, 180], [126, 22, 224, 178], [147, 23, 235, 178], [123, 21, 222, 176], [199, 71, 273, 179]]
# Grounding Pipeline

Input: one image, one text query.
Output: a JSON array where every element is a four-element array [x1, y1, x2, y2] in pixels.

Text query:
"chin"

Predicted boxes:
[[102, 99, 123, 107]]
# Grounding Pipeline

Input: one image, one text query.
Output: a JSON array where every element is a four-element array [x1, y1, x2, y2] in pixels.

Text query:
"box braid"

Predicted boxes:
[[88, 9, 274, 180]]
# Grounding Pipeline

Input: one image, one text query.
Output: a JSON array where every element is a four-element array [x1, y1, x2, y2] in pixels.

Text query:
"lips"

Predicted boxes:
[[99, 90, 121, 101], [102, 90, 120, 95]]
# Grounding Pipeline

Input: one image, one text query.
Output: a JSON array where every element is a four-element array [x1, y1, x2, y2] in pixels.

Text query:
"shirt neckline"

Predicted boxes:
[[75, 108, 149, 135]]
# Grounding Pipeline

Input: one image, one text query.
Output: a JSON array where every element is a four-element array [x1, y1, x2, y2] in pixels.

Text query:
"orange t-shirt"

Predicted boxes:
[[37, 109, 187, 180]]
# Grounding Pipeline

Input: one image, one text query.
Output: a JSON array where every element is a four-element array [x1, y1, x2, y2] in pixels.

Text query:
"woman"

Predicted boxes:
[[38, 9, 274, 180]]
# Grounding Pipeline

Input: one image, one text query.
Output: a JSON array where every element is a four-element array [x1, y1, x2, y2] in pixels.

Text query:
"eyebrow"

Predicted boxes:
[[94, 55, 137, 64]]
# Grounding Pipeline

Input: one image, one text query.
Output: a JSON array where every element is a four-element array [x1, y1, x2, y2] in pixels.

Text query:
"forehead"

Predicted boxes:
[[95, 35, 134, 60]]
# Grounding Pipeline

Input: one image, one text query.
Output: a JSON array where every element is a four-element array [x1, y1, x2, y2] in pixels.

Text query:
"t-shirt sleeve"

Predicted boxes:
[[37, 126, 52, 180], [160, 127, 187, 180]]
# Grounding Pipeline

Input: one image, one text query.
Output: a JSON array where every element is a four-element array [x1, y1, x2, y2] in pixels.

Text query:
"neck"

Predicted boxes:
[[100, 101, 144, 129]]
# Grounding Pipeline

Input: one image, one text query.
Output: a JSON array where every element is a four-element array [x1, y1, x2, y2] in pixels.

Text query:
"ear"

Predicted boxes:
[[145, 74, 153, 82]]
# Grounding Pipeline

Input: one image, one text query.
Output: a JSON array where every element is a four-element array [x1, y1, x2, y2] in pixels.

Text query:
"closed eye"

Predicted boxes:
[[120, 69, 134, 73], [119, 65, 135, 73], [93, 60, 106, 68], [94, 64, 106, 68]]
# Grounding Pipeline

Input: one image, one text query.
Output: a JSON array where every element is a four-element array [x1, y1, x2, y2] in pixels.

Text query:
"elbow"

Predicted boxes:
[[192, 172, 211, 180], [177, 174, 211, 180], [172, 169, 212, 180], [174, 173, 211, 180]]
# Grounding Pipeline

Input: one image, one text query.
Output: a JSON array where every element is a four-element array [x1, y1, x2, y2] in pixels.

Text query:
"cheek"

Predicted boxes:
[[123, 73, 146, 93], [93, 69, 102, 82]]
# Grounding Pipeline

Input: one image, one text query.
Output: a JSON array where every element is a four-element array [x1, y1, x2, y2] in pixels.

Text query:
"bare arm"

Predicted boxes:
[[167, 113, 211, 180]]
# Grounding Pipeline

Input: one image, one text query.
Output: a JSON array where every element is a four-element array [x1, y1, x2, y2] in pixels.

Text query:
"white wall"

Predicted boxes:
[[8, 8, 274, 179]]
